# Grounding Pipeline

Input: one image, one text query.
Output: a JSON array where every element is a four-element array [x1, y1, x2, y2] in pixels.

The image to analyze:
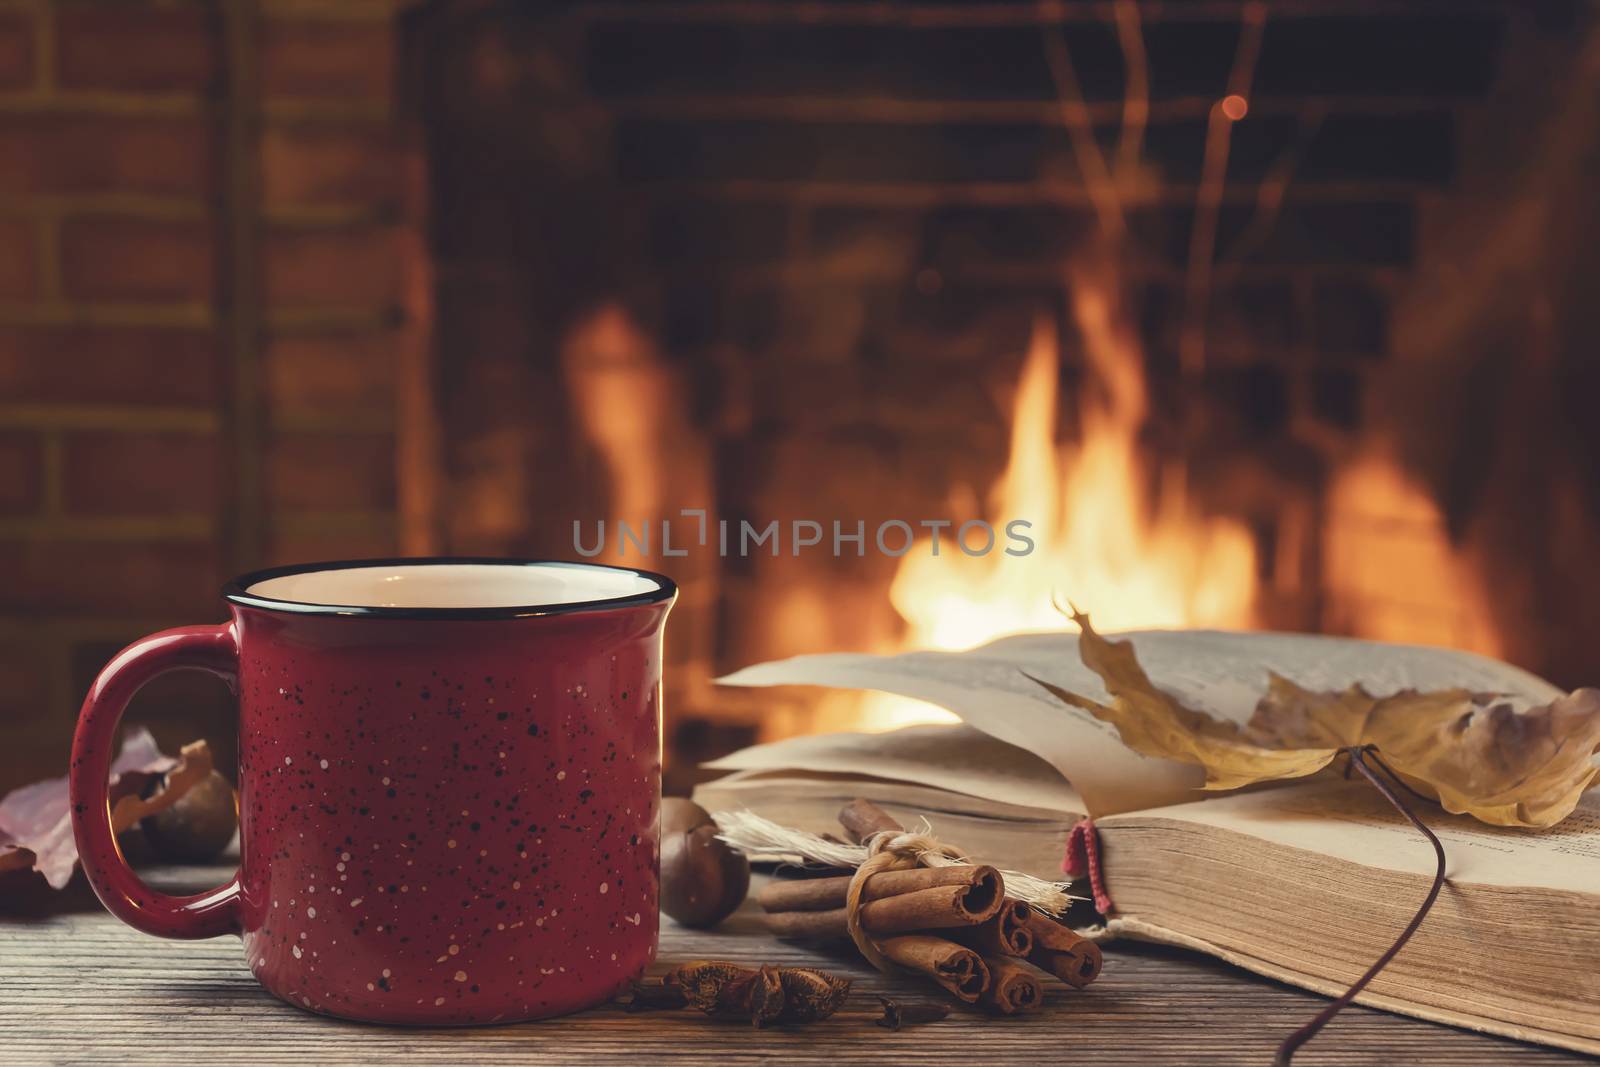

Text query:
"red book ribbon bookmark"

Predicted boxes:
[[1062, 818, 1114, 915]]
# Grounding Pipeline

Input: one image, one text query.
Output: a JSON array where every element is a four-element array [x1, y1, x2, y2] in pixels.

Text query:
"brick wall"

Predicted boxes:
[[0, 0, 418, 792]]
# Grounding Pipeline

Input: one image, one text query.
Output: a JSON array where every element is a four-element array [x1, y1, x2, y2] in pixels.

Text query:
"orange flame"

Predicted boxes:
[[849, 275, 1259, 731], [1323, 452, 1501, 657]]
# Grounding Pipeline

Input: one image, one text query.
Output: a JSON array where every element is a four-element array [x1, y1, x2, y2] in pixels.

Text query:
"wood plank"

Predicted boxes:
[[1, 867, 1588, 1066]]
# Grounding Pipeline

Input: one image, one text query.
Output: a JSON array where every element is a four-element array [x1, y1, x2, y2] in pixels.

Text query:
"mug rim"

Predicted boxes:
[[223, 557, 677, 620]]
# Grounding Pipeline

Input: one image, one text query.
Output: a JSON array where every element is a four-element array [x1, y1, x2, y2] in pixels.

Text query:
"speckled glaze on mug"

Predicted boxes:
[[70, 559, 675, 1024]]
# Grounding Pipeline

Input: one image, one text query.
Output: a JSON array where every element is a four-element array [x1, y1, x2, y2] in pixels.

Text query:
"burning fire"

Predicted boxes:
[[847, 273, 1259, 731], [1323, 451, 1501, 658]]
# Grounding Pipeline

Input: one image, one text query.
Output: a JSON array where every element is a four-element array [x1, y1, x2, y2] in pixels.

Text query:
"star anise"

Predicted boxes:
[[634, 961, 851, 1027]]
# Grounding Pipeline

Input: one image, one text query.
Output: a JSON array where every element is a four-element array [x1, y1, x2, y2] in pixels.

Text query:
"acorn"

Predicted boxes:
[[660, 802, 749, 928], [141, 769, 238, 863], [661, 796, 715, 837]]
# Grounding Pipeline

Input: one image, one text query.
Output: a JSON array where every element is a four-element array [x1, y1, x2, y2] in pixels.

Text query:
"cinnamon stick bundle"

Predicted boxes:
[[948, 898, 1034, 957], [1023, 911, 1103, 988], [763, 797, 1100, 1011], [979, 956, 1045, 1015], [877, 935, 991, 1003]]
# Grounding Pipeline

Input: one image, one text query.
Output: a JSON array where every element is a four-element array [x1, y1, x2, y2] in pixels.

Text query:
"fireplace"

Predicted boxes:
[[400, 1, 1599, 789], [1, 1, 1596, 797]]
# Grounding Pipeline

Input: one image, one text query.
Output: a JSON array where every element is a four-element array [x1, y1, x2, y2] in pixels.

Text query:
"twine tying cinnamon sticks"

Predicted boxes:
[[843, 826, 973, 972]]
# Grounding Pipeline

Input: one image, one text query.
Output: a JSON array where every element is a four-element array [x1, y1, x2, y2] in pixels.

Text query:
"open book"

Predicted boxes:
[[701, 631, 1600, 1055]]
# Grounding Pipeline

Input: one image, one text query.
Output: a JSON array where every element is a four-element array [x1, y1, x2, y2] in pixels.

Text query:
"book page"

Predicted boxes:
[[717, 628, 1564, 817], [703, 723, 1084, 815], [1119, 781, 1600, 893]]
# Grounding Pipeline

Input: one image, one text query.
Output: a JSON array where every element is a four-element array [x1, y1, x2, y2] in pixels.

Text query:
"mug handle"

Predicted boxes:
[[69, 623, 242, 939]]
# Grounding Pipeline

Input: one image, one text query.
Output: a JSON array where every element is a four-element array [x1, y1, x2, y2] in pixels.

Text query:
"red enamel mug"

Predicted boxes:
[[69, 558, 675, 1024]]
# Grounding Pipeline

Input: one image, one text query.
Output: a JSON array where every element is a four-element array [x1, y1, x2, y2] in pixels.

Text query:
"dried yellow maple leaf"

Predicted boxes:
[[1029, 612, 1600, 829]]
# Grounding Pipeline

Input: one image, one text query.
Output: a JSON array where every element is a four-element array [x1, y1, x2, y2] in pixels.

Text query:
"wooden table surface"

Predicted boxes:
[[2, 862, 1592, 1066]]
